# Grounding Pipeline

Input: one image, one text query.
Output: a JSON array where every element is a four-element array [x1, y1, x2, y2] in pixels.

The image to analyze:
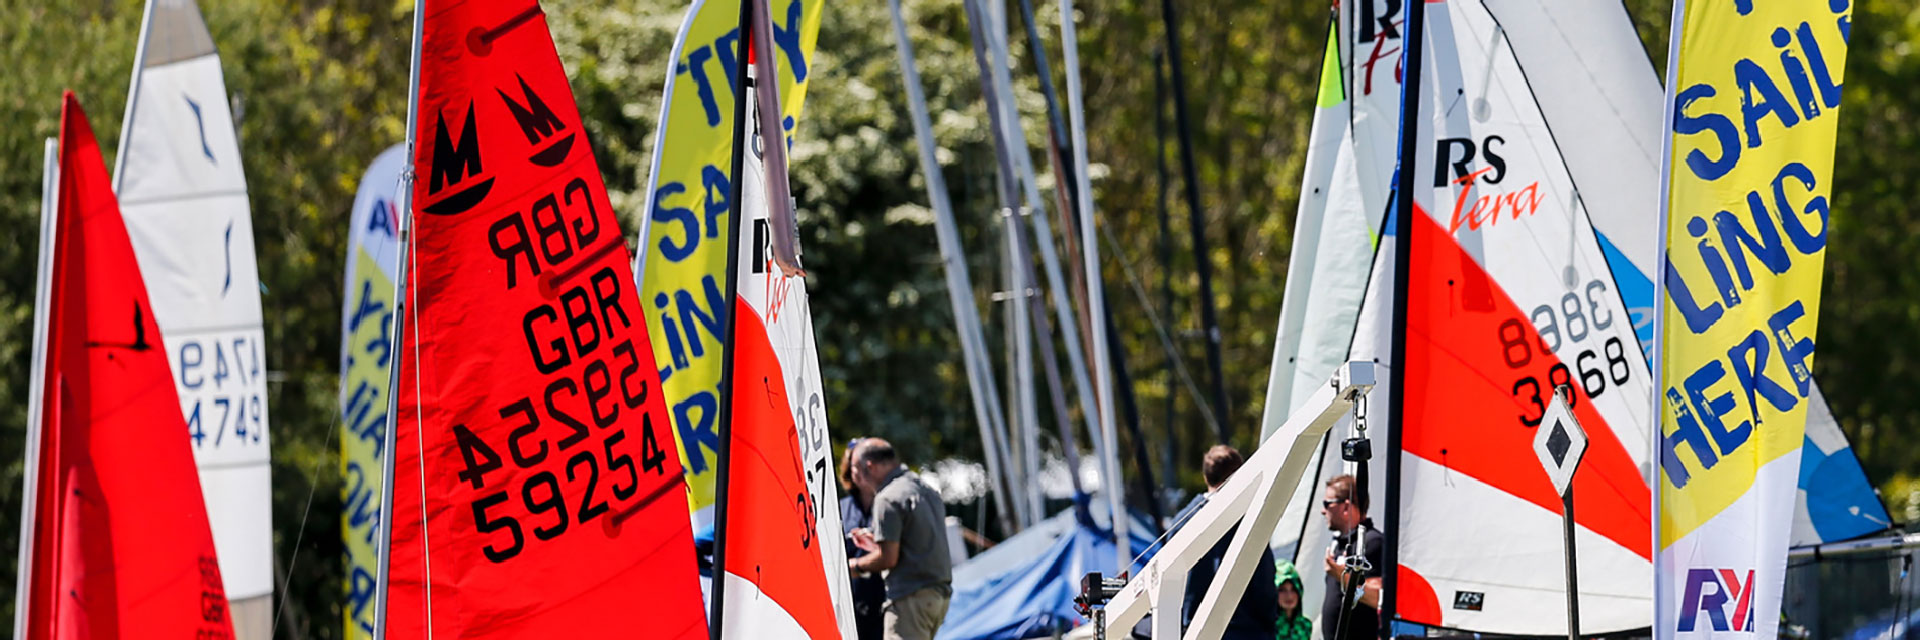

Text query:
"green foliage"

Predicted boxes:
[[0, 0, 1917, 635]]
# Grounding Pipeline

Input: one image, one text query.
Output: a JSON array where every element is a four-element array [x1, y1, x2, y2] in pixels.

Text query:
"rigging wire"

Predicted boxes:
[[1099, 223, 1222, 437]]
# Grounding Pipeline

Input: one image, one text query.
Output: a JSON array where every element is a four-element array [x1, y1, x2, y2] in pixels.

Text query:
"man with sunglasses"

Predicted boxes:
[[1319, 474, 1384, 640]]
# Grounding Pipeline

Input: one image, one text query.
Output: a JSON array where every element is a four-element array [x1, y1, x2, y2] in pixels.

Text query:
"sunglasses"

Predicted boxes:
[[1322, 498, 1349, 510]]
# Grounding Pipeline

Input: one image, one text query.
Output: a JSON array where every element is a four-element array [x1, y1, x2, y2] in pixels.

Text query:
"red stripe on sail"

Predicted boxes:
[[1403, 207, 1652, 560], [385, 2, 706, 637], [725, 297, 840, 639], [24, 92, 235, 640]]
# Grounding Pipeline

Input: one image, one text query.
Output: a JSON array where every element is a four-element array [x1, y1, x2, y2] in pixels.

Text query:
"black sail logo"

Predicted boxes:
[[423, 103, 496, 216], [498, 75, 574, 167]]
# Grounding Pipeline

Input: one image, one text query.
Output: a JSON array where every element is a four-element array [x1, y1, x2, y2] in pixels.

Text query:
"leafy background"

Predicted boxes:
[[1, 0, 1917, 635]]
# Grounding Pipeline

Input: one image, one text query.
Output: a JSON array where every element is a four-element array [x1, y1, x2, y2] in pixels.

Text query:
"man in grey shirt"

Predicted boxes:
[[847, 439, 952, 640]]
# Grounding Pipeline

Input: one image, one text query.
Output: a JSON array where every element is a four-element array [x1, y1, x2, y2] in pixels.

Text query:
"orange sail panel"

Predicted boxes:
[[384, 2, 707, 637], [22, 92, 235, 640]]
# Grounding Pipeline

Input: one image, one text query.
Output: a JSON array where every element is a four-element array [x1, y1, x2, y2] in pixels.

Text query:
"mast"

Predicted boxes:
[[1058, 0, 1128, 565], [960, 0, 1098, 507], [109, 0, 158, 189], [369, 1, 423, 637], [1155, 0, 1230, 442], [13, 138, 60, 640], [1382, 0, 1427, 631], [708, 0, 757, 633], [1153, 50, 1178, 494], [885, 0, 1031, 536]]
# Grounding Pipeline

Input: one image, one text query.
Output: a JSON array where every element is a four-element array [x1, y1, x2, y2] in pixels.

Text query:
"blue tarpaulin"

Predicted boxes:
[[937, 501, 1161, 640]]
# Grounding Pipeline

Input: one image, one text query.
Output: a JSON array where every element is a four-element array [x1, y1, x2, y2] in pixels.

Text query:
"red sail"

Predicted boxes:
[[22, 92, 235, 640], [723, 298, 839, 639], [384, 2, 707, 637]]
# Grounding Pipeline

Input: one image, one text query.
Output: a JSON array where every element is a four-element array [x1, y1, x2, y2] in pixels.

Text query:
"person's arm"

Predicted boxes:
[[849, 540, 900, 575], [1359, 577, 1382, 609]]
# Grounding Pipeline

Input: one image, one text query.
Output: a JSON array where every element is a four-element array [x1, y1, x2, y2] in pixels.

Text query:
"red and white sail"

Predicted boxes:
[[15, 92, 236, 640], [383, 2, 707, 637], [1391, 0, 1655, 632], [715, 66, 857, 640], [1279, 1, 1657, 634]]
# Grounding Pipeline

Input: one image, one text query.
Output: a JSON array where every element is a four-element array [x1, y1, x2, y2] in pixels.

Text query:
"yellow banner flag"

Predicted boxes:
[[636, 0, 824, 526], [338, 144, 406, 639], [1653, 1, 1851, 637]]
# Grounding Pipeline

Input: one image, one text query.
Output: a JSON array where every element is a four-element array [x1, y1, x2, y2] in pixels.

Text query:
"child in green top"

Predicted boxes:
[[1276, 561, 1313, 640]]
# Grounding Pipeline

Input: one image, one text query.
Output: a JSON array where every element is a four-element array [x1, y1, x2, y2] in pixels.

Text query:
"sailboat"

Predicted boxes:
[[1268, 0, 1659, 634], [111, 1, 275, 636], [376, 2, 707, 636], [13, 92, 236, 640], [708, 52, 858, 637]]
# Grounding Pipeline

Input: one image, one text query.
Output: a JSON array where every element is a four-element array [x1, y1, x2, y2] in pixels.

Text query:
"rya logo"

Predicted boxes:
[[497, 74, 574, 167], [423, 102, 495, 216], [1678, 568, 1756, 633]]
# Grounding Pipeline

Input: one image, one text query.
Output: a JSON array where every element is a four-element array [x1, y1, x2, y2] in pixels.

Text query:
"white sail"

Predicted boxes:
[[114, 0, 273, 636], [719, 70, 858, 640]]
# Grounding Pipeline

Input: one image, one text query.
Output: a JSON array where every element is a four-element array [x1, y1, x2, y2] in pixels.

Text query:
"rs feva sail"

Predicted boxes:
[[111, 0, 274, 635], [16, 92, 236, 640], [1485, 0, 1889, 548], [384, 2, 706, 636], [717, 69, 857, 639]]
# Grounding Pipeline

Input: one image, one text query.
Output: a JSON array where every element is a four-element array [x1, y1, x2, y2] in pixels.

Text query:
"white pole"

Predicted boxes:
[[886, 0, 1020, 535], [371, 2, 424, 638], [111, 0, 159, 191], [14, 138, 62, 640], [1057, 0, 1128, 566], [977, 0, 1108, 516]]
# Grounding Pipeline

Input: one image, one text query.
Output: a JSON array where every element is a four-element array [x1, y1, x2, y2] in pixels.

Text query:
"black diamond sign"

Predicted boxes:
[[1532, 391, 1588, 497], [1546, 420, 1572, 466]]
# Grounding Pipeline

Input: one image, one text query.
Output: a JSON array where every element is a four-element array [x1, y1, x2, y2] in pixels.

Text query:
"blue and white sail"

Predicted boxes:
[[113, 1, 273, 637]]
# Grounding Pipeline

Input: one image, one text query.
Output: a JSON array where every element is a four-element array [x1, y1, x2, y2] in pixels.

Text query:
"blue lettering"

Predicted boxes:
[[1686, 361, 1752, 459], [674, 390, 722, 473], [771, 0, 810, 83], [1715, 192, 1791, 290], [1661, 387, 1719, 489], [367, 199, 396, 236], [702, 164, 731, 240], [1735, 58, 1799, 149], [716, 29, 742, 100], [1728, 330, 1799, 415], [686, 45, 722, 127], [1772, 162, 1829, 254], [1773, 28, 1822, 121], [1769, 301, 1817, 397], [1799, 20, 1843, 108], [1675, 83, 1741, 181], [651, 182, 700, 262], [1665, 256, 1724, 335], [676, 274, 728, 358]]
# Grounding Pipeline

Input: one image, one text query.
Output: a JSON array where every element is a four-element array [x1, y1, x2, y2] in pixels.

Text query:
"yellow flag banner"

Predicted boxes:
[[637, 0, 824, 526], [338, 144, 405, 639], [1653, 2, 1850, 637]]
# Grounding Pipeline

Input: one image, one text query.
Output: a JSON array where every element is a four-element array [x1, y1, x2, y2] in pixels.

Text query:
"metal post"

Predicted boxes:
[[14, 138, 62, 640], [709, 0, 758, 632], [1382, 0, 1429, 633], [886, 0, 1021, 538], [1155, 0, 1231, 442], [1562, 488, 1581, 640], [370, 2, 424, 636]]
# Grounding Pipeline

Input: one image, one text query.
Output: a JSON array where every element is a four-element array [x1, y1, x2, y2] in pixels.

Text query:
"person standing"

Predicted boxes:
[[846, 439, 952, 640], [840, 440, 886, 640], [1275, 561, 1313, 640], [1319, 474, 1383, 640], [1170, 445, 1279, 640]]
